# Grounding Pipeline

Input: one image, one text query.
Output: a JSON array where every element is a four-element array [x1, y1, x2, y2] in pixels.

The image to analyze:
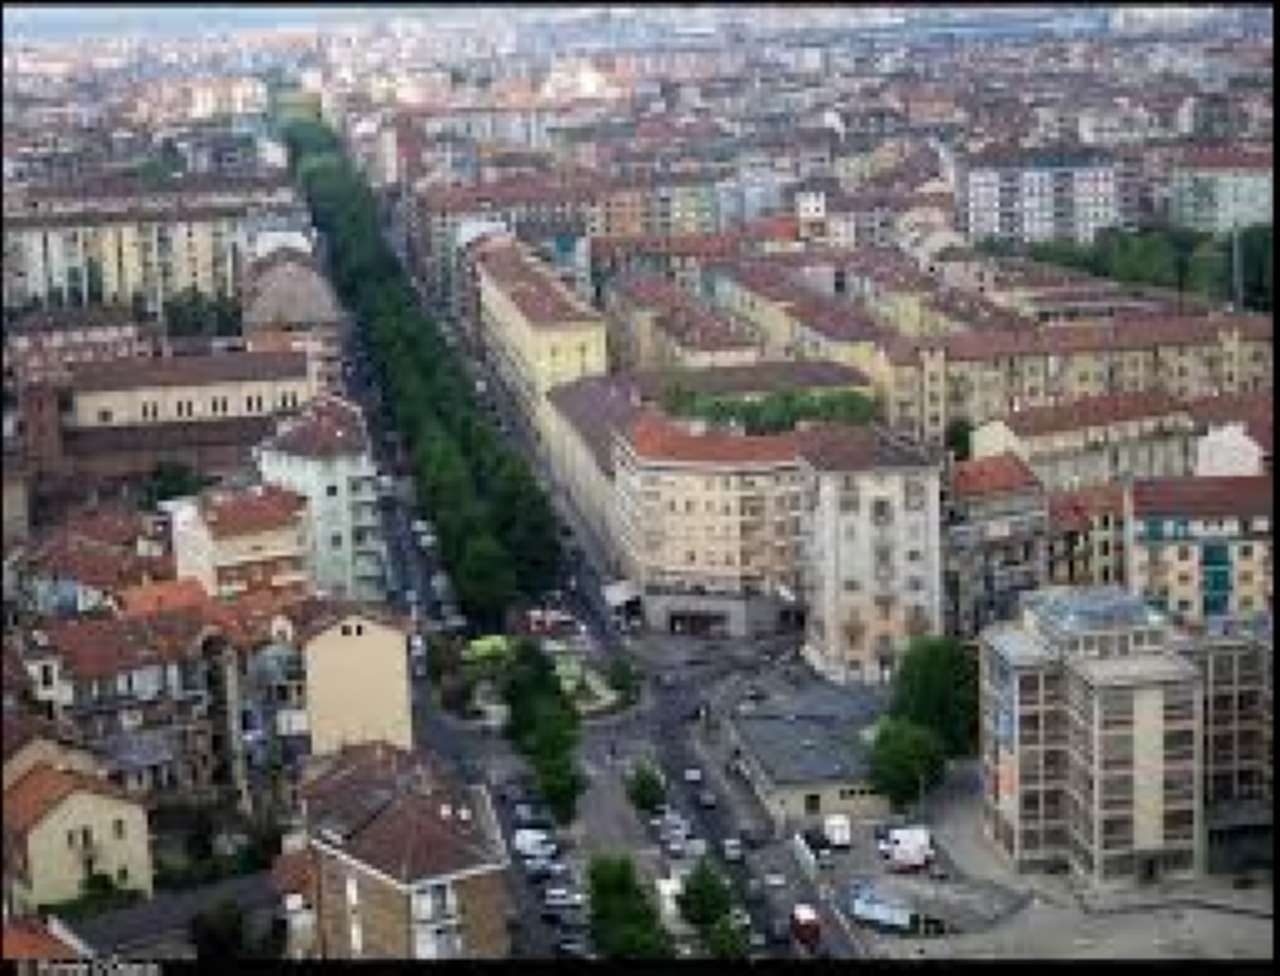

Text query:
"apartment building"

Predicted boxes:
[[1168, 614, 1271, 870], [241, 249, 350, 393], [882, 314, 1272, 447], [958, 144, 1119, 245], [472, 237, 607, 454], [255, 396, 386, 603], [3, 174, 302, 316], [1047, 485, 1127, 588], [299, 742, 511, 960], [1169, 147, 1274, 234], [604, 273, 758, 372], [1124, 476, 1273, 626], [3, 762, 154, 912], [980, 586, 1205, 885], [800, 427, 944, 685], [2, 711, 103, 791], [972, 392, 1197, 492], [613, 412, 812, 638], [3, 306, 160, 391], [944, 454, 1049, 642], [20, 352, 315, 493], [170, 484, 308, 600]]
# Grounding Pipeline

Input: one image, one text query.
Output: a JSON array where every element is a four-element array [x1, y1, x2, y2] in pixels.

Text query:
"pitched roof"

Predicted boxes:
[[1047, 485, 1124, 533], [69, 351, 308, 392], [271, 848, 317, 899], [3, 762, 131, 839], [281, 596, 409, 649], [302, 742, 505, 885], [1004, 392, 1188, 438], [799, 425, 937, 472], [1130, 476, 1274, 520], [22, 534, 171, 593], [622, 411, 807, 466], [36, 609, 215, 680], [242, 249, 346, 329], [260, 395, 369, 459], [546, 374, 642, 478], [1185, 391, 1273, 455], [475, 240, 601, 328], [199, 484, 306, 539], [632, 360, 871, 401], [116, 578, 211, 618], [951, 453, 1041, 498], [1, 918, 85, 960]]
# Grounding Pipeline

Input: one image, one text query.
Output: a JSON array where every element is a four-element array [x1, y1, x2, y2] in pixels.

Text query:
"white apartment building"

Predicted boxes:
[[958, 145, 1119, 245], [800, 428, 944, 686], [254, 396, 387, 603], [1169, 149, 1274, 235]]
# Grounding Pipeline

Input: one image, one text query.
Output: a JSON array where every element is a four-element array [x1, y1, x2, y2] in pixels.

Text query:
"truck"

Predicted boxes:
[[884, 827, 934, 872], [848, 883, 915, 933], [790, 904, 821, 952], [823, 814, 851, 850]]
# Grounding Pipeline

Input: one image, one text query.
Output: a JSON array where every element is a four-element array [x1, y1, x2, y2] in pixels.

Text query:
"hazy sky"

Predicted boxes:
[[3, 5, 487, 40]]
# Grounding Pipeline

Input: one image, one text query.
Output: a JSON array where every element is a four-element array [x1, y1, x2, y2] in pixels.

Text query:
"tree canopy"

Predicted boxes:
[[588, 855, 673, 959], [870, 716, 946, 810], [889, 636, 978, 758], [663, 385, 879, 434]]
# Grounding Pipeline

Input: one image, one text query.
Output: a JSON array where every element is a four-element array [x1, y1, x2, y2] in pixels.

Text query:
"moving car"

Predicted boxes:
[[543, 888, 585, 909]]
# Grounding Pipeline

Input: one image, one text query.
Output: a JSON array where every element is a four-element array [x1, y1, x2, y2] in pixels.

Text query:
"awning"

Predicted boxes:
[[603, 580, 640, 608]]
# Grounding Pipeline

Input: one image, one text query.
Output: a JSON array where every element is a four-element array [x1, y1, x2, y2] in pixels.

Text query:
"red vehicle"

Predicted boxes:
[[790, 904, 821, 953]]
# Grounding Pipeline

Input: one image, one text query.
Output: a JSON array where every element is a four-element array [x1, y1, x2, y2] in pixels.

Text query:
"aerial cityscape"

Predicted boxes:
[[0, 3, 1273, 963]]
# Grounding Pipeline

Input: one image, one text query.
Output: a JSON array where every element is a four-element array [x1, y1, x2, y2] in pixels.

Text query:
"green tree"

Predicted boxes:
[[870, 717, 945, 810], [606, 657, 640, 703], [705, 914, 749, 959], [945, 418, 973, 462], [189, 899, 257, 960], [625, 762, 666, 815], [456, 533, 517, 630], [141, 461, 207, 508], [890, 636, 978, 757], [677, 858, 733, 932], [589, 855, 673, 960]]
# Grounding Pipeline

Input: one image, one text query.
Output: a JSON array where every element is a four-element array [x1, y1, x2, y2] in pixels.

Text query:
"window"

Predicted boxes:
[[804, 793, 821, 815], [40, 664, 53, 687], [67, 830, 76, 849], [98, 408, 113, 423], [117, 866, 129, 884], [113, 818, 125, 840], [327, 484, 339, 497], [331, 533, 343, 548]]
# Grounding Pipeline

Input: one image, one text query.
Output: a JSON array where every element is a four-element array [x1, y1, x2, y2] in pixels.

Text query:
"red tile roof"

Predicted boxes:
[[117, 578, 211, 618], [1004, 392, 1188, 438], [1, 918, 84, 960], [271, 848, 317, 899], [200, 484, 306, 539], [475, 240, 601, 327], [951, 453, 1041, 498], [38, 608, 215, 680], [611, 273, 753, 352], [261, 394, 370, 458], [1177, 146, 1273, 171], [1130, 476, 1274, 520], [3, 762, 131, 839], [1048, 485, 1125, 533], [622, 411, 807, 466], [1185, 392, 1274, 455]]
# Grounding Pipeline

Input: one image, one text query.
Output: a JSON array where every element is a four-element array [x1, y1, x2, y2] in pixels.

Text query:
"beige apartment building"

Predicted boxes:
[[800, 428, 944, 685], [299, 607, 413, 756], [612, 412, 812, 637], [171, 483, 309, 599], [472, 237, 607, 454], [1124, 476, 1273, 626], [298, 742, 511, 960], [980, 587, 1205, 885], [3, 173, 299, 316], [605, 273, 759, 373], [67, 352, 313, 432], [882, 314, 1273, 447], [1047, 485, 1127, 588], [972, 392, 1197, 492], [4, 762, 154, 912]]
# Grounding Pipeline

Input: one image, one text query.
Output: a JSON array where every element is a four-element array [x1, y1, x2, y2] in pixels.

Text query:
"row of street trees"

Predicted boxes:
[[281, 118, 562, 630], [978, 224, 1273, 313], [588, 855, 672, 959]]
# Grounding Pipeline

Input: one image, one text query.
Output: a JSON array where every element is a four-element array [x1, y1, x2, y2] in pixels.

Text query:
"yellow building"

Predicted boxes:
[[299, 607, 413, 756], [4, 762, 154, 912], [473, 237, 607, 455], [883, 314, 1273, 447], [1124, 476, 1273, 626]]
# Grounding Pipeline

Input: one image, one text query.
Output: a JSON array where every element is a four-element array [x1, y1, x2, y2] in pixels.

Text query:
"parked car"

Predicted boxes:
[[722, 838, 743, 862], [763, 873, 787, 889], [555, 938, 592, 959], [683, 767, 703, 784], [729, 907, 751, 930], [544, 888, 585, 909], [742, 827, 766, 850], [411, 519, 430, 536], [685, 837, 708, 859], [409, 634, 426, 656], [697, 789, 717, 809], [666, 837, 686, 858], [746, 685, 768, 702]]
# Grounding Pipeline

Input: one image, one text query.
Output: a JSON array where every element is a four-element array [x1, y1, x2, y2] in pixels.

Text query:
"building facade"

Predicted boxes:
[[1169, 148, 1274, 235]]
